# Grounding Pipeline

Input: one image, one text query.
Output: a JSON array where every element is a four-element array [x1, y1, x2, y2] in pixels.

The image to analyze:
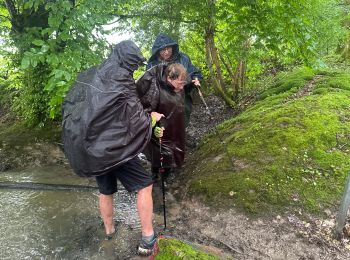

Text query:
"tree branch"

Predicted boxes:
[[4, 0, 17, 22]]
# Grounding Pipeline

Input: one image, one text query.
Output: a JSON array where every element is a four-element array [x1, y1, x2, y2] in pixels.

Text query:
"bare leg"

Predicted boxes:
[[99, 194, 115, 235], [137, 184, 154, 236]]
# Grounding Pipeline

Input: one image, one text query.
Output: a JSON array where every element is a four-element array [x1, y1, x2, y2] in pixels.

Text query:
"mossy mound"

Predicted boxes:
[[183, 67, 350, 214], [155, 238, 221, 259]]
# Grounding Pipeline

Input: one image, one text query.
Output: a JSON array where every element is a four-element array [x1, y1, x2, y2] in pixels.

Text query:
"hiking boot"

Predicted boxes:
[[137, 234, 157, 256]]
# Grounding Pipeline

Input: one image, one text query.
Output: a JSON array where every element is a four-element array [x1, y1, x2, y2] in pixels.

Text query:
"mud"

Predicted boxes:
[[163, 198, 350, 259]]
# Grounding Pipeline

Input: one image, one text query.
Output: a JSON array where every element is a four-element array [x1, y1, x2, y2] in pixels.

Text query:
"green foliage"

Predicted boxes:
[[155, 238, 220, 260], [0, 56, 10, 105], [116, 0, 189, 47], [1, 0, 349, 125], [12, 65, 51, 126], [116, 0, 346, 104], [184, 67, 350, 214], [215, 0, 346, 77], [2, 0, 118, 124]]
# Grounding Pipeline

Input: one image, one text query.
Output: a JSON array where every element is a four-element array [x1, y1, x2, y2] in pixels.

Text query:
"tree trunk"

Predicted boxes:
[[342, 35, 350, 60], [240, 60, 247, 95], [205, 32, 235, 107], [204, 0, 235, 108], [341, 0, 350, 60], [207, 33, 227, 94], [218, 51, 237, 100]]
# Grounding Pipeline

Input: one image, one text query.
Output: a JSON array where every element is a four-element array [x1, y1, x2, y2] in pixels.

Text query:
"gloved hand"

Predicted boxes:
[[154, 126, 164, 138], [151, 115, 157, 128], [151, 112, 164, 127]]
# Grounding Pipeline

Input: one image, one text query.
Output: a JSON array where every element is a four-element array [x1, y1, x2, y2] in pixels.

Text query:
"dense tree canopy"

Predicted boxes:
[[116, 0, 347, 104], [0, 0, 349, 125]]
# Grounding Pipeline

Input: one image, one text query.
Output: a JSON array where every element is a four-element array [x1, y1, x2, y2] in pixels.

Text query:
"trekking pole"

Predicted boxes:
[[158, 136, 167, 230], [194, 77, 212, 117]]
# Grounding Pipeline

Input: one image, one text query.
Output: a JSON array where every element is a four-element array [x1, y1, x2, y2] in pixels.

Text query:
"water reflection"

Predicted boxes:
[[0, 166, 142, 259], [0, 189, 101, 259]]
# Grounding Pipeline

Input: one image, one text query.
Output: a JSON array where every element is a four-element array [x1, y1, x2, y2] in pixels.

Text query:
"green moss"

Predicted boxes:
[[183, 67, 350, 214], [258, 67, 315, 100], [314, 72, 350, 92], [155, 238, 220, 260]]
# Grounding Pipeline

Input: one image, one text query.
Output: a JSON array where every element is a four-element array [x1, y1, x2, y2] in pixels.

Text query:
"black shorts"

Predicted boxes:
[[95, 157, 153, 195]]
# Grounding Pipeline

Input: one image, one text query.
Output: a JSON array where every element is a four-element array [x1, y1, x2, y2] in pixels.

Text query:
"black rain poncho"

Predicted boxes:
[[62, 40, 152, 177]]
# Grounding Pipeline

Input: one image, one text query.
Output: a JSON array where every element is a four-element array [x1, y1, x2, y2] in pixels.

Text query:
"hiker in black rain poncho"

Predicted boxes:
[[62, 40, 163, 256], [147, 33, 203, 126], [136, 63, 188, 181]]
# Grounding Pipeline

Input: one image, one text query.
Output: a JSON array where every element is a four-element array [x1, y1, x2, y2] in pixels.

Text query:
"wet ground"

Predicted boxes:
[[1, 94, 350, 259], [2, 164, 350, 260]]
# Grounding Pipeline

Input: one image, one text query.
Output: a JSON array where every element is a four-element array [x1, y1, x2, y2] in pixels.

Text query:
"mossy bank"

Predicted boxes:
[[183, 67, 350, 214], [0, 120, 63, 171]]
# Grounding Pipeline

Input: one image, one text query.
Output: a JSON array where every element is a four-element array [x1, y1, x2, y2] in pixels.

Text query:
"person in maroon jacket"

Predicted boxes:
[[136, 63, 188, 180]]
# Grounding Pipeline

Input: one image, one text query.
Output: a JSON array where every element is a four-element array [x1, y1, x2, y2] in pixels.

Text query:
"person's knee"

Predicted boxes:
[[100, 193, 113, 198], [143, 184, 153, 191], [99, 193, 113, 203], [138, 184, 153, 194]]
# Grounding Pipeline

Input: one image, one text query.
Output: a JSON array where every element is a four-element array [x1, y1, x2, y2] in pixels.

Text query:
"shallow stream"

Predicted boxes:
[[0, 166, 142, 259]]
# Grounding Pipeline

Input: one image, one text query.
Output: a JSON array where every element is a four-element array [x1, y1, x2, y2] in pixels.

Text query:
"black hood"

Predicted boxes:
[[148, 33, 179, 64], [98, 40, 146, 81], [114, 40, 146, 72]]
